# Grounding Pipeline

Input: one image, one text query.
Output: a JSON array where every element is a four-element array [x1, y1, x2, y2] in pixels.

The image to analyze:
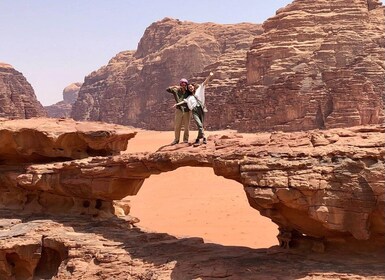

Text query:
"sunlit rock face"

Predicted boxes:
[[72, 0, 384, 132], [0, 118, 137, 217], [1, 118, 383, 248], [0, 119, 384, 278], [71, 18, 263, 129], [45, 82, 82, 118], [0, 63, 46, 119], [241, 0, 385, 131]]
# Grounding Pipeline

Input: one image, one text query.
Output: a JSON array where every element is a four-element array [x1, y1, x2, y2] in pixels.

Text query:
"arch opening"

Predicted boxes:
[[127, 166, 279, 249]]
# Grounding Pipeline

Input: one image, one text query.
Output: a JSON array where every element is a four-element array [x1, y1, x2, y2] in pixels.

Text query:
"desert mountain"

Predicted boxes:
[[0, 63, 46, 119], [71, 0, 384, 132], [71, 18, 263, 129]]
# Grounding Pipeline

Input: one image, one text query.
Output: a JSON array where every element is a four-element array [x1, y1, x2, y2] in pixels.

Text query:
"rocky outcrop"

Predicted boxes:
[[0, 63, 46, 119], [0, 118, 136, 164], [1, 212, 384, 280], [240, 0, 385, 131], [71, 18, 263, 129], [45, 82, 82, 118], [0, 119, 384, 278], [1, 118, 383, 245]]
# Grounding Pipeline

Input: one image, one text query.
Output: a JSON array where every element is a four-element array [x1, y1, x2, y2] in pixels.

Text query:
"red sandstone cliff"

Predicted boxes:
[[0, 63, 46, 119], [71, 0, 384, 132], [238, 0, 385, 131], [71, 18, 263, 129]]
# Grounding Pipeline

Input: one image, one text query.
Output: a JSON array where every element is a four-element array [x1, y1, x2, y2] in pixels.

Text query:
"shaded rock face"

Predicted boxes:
[[0, 119, 384, 278], [45, 82, 82, 118], [71, 18, 263, 129], [0, 63, 46, 119], [241, 0, 385, 131], [1, 214, 384, 280]]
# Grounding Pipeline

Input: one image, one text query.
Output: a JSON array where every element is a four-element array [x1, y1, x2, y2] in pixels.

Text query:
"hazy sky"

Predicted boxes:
[[0, 1, 318, 105]]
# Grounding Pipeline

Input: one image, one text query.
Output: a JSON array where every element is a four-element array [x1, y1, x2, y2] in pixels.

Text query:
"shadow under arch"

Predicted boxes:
[[1, 210, 384, 280]]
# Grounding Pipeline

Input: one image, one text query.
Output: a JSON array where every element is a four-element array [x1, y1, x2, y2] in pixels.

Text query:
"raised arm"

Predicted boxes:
[[202, 72, 214, 86], [166, 85, 179, 93]]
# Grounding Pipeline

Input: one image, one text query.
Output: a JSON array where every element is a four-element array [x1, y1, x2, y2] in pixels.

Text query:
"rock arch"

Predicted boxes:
[[0, 119, 384, 250]]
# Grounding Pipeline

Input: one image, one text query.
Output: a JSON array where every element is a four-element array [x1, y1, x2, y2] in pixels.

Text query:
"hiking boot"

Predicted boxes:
[[170, 140, 179, 145], [203, 137, 207, 144], [193, 138, 200, 146]]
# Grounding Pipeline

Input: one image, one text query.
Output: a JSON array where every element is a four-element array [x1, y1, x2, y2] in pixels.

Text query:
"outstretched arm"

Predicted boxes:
[[202, 72, 214, 86], [172, 100, 187, 108]]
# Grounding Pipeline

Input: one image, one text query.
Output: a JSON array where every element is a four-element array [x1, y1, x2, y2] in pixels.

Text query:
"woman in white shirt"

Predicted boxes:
[[173, 72, 213, 146]]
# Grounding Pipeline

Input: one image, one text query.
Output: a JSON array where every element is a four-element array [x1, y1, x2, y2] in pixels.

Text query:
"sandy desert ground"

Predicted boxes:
[[125, 130, 279, 249]]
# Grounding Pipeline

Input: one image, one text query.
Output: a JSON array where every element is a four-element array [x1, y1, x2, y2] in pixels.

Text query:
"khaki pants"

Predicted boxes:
[[174, 109, 191, 142]]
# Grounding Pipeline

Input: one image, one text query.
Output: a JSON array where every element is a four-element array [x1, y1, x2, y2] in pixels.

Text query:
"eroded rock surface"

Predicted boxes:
[[0, 119, 384, 278], [1, 118, 383, 245], [1, 212, 384, 280], [241, 0, 385, 131], [0, 63, 46, 119], [0, 118, 136, 164], [71, 1, 384, 132]]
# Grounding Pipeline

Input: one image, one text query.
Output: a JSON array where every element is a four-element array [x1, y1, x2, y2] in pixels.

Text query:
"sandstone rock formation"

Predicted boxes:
[[239, 0, 385, 131], [71, 18, 263, 129], [45, 82, 82, 118], [71, 0, 384, 132], [0, 118, 384, 278], [0, 118, 136, 164], [0, 63, 46, 119], [1, 118, 383, 244], [2, 212, 384, 280]]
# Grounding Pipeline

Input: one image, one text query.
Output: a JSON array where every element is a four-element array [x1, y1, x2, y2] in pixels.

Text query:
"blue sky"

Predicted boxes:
[[0, 0, 369, 105]]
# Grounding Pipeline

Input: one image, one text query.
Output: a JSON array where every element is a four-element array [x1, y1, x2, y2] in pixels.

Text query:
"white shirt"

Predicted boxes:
[[184, 95, 200, 110], [183, 84, 206, 110]]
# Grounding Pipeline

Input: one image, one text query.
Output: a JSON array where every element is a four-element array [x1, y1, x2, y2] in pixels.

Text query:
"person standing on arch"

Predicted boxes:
[[173, 72, 213, 146], [166, 78, 192, 145]]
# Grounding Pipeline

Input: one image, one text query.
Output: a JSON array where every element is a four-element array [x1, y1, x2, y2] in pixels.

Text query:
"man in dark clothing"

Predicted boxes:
[[166, 78, 191, 145]]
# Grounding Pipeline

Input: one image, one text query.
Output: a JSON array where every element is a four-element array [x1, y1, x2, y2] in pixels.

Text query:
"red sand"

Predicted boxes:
[[126, 130, 278, 248]]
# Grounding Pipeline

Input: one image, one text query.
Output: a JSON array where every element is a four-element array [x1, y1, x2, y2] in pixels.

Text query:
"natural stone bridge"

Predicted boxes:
[[1, 118, 384, 249]]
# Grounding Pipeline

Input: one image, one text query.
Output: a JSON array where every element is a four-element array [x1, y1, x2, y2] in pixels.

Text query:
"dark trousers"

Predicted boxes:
[[192, 106, 205, 139]]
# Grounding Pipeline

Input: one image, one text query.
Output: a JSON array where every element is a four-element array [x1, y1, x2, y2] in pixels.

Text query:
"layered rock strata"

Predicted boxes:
[[45, 82, 82, 118], [71, 0, 384, 132], [241, 0, 385, 131], [1, 211, 384, 279], [71, 18, 263, 129], [1, 118, 383, 246], [0, 63, 46, 119], [0, 118, 384, 278], [0, 118, 136, 164]]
